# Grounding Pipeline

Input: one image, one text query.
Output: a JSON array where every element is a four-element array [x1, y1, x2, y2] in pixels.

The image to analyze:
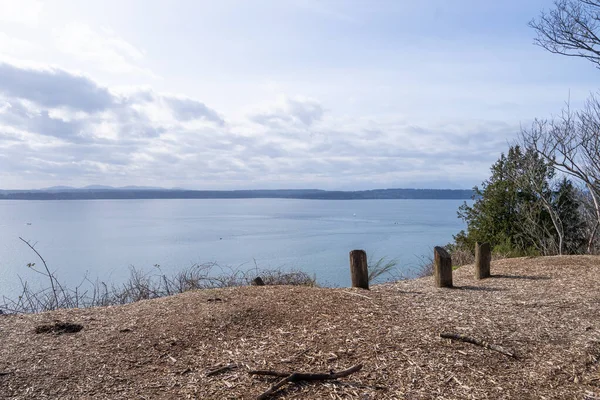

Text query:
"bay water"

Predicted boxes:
[[0, 199, 469, 298]]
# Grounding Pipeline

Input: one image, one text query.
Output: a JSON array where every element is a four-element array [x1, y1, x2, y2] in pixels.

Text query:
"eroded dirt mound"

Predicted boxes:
[[0, 256, 599, 399]]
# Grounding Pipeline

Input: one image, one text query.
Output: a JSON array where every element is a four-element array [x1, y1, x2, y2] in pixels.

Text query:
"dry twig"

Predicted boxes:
[[342, 291, 372, 300], [440, 332, 516, 358], [250, 363, 363, 400]]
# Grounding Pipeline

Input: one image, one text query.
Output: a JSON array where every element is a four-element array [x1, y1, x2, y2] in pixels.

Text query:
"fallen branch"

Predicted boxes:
[[440, 332, 516, 358], [250, 364, 362, 400], [249, 369, 289, 377]]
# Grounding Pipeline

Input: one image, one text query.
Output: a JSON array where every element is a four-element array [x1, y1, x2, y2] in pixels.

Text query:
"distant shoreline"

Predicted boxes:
[[0, 188, 474, 201]]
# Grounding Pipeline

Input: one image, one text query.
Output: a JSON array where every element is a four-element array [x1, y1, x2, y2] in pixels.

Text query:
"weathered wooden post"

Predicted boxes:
[[434, 246, 453, 288], [252, 276, 265, 286], [349, 249, 369, 289], [475, 242, 491, 279]]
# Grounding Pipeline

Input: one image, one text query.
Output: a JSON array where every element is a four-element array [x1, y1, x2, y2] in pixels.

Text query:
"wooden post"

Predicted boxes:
[[475, 242, 491, 279], [252, 276, 265, 286], [434, 246, 453, 288], [349, 250, 369, 289]]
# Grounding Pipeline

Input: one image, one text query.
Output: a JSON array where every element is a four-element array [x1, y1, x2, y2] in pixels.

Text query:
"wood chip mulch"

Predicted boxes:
[[1, 255, 599, 399]]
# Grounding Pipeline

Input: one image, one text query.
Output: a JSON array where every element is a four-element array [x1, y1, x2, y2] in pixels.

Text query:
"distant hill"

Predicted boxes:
[[40, 185, 174, 192], [0, 187, 475, 200]]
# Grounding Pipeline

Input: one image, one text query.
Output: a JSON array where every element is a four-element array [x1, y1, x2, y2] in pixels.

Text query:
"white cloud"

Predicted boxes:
[[249, 96, 324, 128], [0, 62, 114, 111], [163, 95, 225, 125], [54, 23, 155, 77], [0, 0, 43, 26], [0, 61, 520, 190], [0, 32, 36, 57], [0, 0, 597, 191]]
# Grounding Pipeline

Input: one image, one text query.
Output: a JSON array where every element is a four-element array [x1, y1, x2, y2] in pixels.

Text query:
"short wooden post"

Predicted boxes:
[[252, 276, 265, 286], [349, 249, 369, 289], [434, 246, 453, 288], [475, 242, 491, 279]]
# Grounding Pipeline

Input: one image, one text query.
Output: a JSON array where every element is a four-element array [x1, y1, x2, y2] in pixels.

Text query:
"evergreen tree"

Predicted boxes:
[[456, 147, 531, 254], [454, 145, 583, 256]]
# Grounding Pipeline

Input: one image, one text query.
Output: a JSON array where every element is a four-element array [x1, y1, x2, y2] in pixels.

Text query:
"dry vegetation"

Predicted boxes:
[[1, 256, 599, 399], [0, 263, 316, 314]]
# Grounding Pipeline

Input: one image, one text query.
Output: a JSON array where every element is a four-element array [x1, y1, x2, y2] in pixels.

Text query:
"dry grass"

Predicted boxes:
[[0, 256, 599, 399], [0, 264, 316, 314]]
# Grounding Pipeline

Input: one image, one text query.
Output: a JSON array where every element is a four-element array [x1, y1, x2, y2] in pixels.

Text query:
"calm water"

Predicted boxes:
[[0, 199, 468, 297]]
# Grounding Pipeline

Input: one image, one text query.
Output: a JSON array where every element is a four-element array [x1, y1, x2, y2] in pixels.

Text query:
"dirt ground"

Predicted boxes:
[[1, 256, 599, 399]]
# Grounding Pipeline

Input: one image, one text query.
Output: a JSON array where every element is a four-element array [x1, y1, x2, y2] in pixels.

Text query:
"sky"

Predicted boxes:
[[0, 0, 598, 190]]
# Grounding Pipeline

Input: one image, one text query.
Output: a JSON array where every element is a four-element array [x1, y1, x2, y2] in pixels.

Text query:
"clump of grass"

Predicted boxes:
[[415, 255, 434, 278], [368, 256, 400, 283], [414, 246, 473, 278], [253, 269, 317, 286], [449, 247, 475, 267], [414, 244, 512, 279]]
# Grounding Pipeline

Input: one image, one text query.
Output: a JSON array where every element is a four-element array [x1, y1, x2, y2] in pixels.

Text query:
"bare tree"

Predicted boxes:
[[530, 0, 600, 68], [578, 189, 600, 252], [519, 199, 560, 255], [520, 98, 600, 253], [514, 149, 566, 255], [525, 1, 600, 253], [503, 147, 570, 255]]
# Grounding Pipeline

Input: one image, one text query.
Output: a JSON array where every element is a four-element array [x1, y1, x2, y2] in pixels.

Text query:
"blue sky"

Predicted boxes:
[[0, 0, 598, 190]]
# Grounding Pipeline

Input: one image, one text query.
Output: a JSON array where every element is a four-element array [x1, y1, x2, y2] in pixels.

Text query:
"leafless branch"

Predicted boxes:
[[530, 0, 600, 68], [18, 237, 59, 309]]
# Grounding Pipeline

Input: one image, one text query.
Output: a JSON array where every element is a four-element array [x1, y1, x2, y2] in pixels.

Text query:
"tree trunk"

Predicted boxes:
[[587, 183, 600, 254]]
